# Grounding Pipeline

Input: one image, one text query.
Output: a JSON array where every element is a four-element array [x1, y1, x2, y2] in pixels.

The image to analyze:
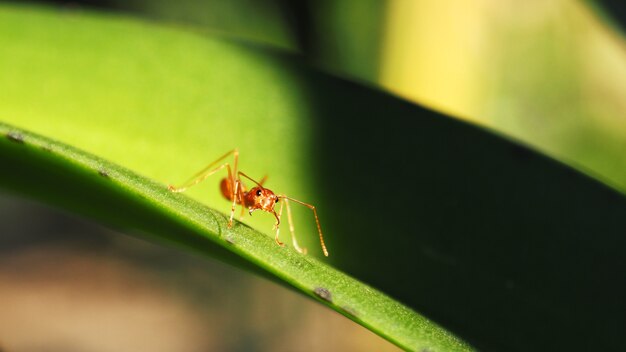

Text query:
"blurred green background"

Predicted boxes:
[[1, 0, 625, 351]]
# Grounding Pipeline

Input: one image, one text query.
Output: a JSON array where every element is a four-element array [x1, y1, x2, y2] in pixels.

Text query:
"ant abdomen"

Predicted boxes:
[[220, 178, 234, 202]]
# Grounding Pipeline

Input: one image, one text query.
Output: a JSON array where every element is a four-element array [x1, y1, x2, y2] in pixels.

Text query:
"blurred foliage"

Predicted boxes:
[[329, 1, 626, 195], [304, 0, 387, 81], [77, 0, 626, 194]]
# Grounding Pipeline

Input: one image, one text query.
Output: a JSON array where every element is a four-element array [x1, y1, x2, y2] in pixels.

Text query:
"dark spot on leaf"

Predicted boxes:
[[6, 131, 24, 144], [98, 168, 109, 178], [313, 287, 332, 303]]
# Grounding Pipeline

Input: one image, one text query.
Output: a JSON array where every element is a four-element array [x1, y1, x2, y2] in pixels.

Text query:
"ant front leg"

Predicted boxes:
[[273, 198, 307, 254], [228, 179, 242, 228], [274, 199, 285, 247], [280, 196, 328, 257], [237, 177, 247, 221], [284, 198, 307, 255]]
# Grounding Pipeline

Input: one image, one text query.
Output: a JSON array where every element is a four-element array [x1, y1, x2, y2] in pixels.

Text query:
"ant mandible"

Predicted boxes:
[[168, 149, 329, 257]]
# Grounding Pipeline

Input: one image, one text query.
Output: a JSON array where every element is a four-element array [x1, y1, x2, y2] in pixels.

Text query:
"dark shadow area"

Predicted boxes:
[[292, 66, 626, 351], [276, 0, 314, 53], [595, 0, 626, 30]]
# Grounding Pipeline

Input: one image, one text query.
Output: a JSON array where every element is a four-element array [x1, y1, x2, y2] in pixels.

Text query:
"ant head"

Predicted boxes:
[[245, 186, 279, 215]]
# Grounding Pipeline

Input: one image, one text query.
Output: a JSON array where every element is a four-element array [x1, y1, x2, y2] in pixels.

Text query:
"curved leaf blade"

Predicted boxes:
[[2, 4, 625, 351], [0, 123, 473, 351]]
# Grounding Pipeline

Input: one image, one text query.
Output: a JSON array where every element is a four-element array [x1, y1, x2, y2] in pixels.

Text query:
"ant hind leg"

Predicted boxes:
[[168, 149, 239, 193]]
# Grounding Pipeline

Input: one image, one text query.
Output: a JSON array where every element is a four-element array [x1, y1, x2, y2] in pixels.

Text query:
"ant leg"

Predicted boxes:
[[239, 198, 246, 220], [168, 149, 239, 193], [237, 177, 247, 220], [169, 163, 231, 193], [228, 179, 241, 228], [274, 200, 285, 247], [284, 198, 307, 255], [280, 196, 329, 257]]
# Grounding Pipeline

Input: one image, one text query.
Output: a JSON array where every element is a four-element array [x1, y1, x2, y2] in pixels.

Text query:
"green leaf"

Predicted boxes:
[[1, 4, 625, 352], [0, 4, 471, 351], [0, 123, 471, 352]]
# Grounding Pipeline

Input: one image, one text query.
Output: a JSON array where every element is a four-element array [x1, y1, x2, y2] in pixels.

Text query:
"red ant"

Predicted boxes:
[[168, 149, 329, 256]]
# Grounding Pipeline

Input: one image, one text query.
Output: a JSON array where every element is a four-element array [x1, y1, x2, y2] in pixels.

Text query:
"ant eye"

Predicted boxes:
[[275, 198, 279, 203], [256, 190, 262, 196]]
